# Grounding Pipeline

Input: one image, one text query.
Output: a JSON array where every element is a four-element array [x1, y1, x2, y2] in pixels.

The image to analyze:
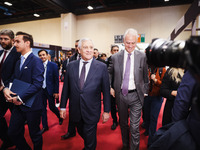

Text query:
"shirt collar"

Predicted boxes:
[[124, 49, 134, 56], [21, 50, 32, 60], [80, 57, 93, 64], [43, 59, 48, 66]]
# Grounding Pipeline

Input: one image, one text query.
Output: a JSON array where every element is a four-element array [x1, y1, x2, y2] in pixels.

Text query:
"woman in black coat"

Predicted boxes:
[[160, 67, 184, 126]]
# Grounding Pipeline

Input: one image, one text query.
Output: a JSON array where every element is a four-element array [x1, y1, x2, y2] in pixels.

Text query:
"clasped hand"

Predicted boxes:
[[3, 88, 22, 105]]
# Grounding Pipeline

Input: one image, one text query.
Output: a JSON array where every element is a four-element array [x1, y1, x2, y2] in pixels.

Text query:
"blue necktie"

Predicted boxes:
[[122, 53, 131, 96], [20, 56, 25, 70], [42, 63, 47, 88], [80, 62, 88, 90]]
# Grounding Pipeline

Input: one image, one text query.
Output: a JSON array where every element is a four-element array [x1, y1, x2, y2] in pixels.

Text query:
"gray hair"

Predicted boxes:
[[123, 28, 138, 41], [0, 29, 14, 39], [78, 38, 94, 48]]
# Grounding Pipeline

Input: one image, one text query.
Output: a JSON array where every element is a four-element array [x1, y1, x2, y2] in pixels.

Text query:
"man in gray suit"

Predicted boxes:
[[108, 28, 149, 150]]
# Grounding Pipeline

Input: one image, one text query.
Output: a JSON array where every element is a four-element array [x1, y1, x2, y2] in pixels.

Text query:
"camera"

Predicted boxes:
[[145, 36, 200, 81]]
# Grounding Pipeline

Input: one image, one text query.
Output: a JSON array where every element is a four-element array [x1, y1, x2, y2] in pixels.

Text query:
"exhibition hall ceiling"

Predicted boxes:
[[0, 0, 194, 25]]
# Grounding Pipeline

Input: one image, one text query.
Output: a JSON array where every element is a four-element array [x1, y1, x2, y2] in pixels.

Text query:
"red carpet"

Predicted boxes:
[[0, 82, 165, 150]]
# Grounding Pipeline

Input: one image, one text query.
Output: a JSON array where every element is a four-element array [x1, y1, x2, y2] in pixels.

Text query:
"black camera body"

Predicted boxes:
[[146, 36, 200, 81]]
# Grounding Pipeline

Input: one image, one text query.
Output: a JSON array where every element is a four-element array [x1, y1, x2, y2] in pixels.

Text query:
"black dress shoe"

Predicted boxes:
[[41, 127, 49, 134], [111, 122, 118, 130], [59, 118, 63, 125], [61, 132, 76, 140]]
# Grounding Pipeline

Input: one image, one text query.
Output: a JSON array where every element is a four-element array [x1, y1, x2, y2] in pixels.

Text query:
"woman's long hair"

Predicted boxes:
[[168, 67, 184, 83]]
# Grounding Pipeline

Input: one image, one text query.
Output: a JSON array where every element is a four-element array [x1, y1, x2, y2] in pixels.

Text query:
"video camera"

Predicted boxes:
[[145, 36, 200, 81]]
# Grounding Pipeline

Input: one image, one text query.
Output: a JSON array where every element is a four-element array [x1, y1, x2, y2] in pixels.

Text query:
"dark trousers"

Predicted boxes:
[[110, 95, 117, 123], [143, 96, 163, 146], [8, 107, 42, 150], [162, 99, 174, 126], [68, 119, 76, 134], [41, 88, 60, 128], [116, 91, 142, 150], [75, 119, 97, 150], [0, 91, 13, 145]]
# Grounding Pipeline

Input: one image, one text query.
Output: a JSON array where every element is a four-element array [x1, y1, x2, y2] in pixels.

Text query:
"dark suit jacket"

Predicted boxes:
[[46, 61, 59, 96], [69, 52, 79, 62], [61, 59, 69, 74], [13, 53, 44, 112], [108, 50, 149, 105], [0, 47, 21, 87], [60, 59, 110, 124]]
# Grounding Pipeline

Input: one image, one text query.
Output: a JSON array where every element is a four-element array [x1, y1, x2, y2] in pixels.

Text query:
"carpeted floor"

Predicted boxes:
[[1, 82, 165, 150]]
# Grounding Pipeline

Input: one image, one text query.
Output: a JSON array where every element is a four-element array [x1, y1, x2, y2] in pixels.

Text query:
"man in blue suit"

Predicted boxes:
[[0, 29, 20, 149], [38, 49, 63, 134], [60, 38, 110, 150], [3, 31, 44, 150]]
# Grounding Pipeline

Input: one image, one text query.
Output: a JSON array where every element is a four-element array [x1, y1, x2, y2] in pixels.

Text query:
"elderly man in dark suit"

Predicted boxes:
[[0, 29, 20, 149], [60, 38, 110, 150], [3, 31, 44, 150], [108, 28, 149, 150]]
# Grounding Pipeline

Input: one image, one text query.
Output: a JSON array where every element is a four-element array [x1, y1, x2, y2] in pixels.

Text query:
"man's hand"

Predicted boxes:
[[102, 112, 109, 123], [0, 86, 4, 91], [53, 93, 59, 99], [60, 109, 66, 119], [12, 96, 23, 105], [3, 88, 16, 101], [171, 90, 177, 97], [110, 88, 115, 98]]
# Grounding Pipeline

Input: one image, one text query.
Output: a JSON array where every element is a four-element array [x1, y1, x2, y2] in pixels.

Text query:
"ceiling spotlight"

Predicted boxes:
[[4, 2, 12, 6], [87, 5, 93, 10], [33, 13, 40, 17], [164, 0, 169, 2]]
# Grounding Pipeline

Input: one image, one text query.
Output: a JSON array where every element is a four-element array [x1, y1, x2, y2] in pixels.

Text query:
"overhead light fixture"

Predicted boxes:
[[4, 2, 12, 6], [33, 13, 40, 17], [87, 5, 93, 10], [164, 0, 169, 2]]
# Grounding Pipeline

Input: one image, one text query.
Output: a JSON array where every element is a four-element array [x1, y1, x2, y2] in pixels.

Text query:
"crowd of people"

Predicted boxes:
[[0, 28, 199, 150]]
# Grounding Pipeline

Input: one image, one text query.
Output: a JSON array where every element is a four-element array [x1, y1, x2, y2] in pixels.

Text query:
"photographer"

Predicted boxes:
[[143, 65, 166, 147], [160, 68, 184, 126], [146, 36, 200, 150]]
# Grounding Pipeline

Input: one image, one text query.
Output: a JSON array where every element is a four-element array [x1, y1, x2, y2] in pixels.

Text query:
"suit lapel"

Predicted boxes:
[[72, 60, 80, 90], [0, 50, 3, 57], [134, 50, 139, 79], [2, 47, 15, 70], [118, 50, 124, 80], [19, 53, 33, 78], [46, 61, 50, 78], [83, 59, 98, 89]]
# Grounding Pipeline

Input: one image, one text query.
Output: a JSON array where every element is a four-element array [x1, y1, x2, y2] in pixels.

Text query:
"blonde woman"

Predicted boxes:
[[160, 67, 184, 126]]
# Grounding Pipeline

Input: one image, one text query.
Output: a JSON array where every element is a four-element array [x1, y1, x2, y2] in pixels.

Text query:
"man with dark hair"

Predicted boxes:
[[61, 40, 80, 139], [3, 31, 44, 150], [0, 29, 20, 149], [93, 48, 106, 63], [69, 39, 80, 61], [106, 45, 119, 130], [61, 50, 73, 78], [38, 49, 63, 134]]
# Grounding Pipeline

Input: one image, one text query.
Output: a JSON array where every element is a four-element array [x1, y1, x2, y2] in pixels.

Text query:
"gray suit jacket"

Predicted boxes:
[[108, 49, 149, 105]]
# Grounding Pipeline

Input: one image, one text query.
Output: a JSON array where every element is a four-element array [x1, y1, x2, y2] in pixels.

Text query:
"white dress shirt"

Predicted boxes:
[[79, 58, 93, 82], [122, 50, 136, 90]]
